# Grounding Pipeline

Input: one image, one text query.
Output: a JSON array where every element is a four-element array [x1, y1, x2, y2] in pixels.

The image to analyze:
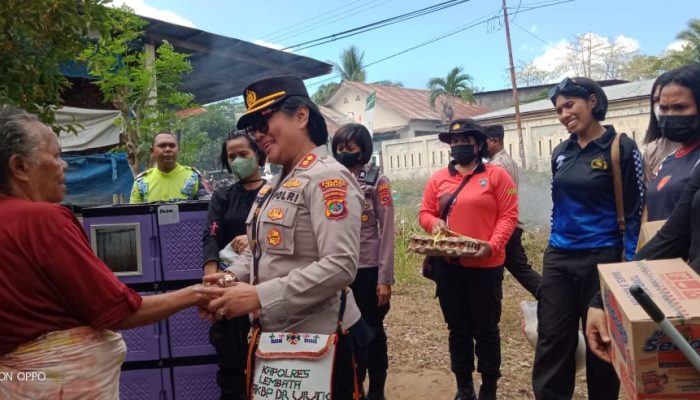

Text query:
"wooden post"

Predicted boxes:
[[502, 0, 527, 169]]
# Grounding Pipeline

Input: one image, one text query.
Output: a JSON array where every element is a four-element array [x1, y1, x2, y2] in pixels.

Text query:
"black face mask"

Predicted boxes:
[[335, 151, 363, 169], [659, 115, 699, 143], [451, 144, 477, 165]]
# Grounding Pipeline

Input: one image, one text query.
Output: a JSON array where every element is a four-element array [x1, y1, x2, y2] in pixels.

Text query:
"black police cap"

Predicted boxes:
[[438, 118, 487, 144], [237, 75, 310, 129]]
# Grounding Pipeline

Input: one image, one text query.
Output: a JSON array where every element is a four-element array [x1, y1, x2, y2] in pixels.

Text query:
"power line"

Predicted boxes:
[[271, 0, 393, 44], [259, 0, 383, 41], [512, 20, 559, 49], [306, 0, 575, 88], [282, 0, 471, 51]]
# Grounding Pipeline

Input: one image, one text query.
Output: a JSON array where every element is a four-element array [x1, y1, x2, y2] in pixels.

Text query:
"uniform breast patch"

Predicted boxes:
[[361, 213, 369, 222], [591, 156, 608, 170], [282, 179, 303, 188], [271, 190, 301, 204], [267, 207, 284, 220], [267, 228, 282, 247]]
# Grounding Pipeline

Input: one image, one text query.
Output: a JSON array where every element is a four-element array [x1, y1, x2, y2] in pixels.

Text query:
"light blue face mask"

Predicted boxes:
[[229, 156, 258, 180]]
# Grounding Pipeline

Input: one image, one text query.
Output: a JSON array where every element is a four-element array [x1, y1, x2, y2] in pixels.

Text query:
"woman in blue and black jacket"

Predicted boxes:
[[532, 77, 644, 400]]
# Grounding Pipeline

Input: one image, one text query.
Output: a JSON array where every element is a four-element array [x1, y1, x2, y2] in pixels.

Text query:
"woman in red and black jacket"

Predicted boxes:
[[418, 119, 518, 400]]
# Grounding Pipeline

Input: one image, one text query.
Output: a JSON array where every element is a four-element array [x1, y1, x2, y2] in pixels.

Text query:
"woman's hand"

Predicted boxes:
[[231, 235, 249, 254], [377, 284, 391, 306], [195, 283, 261, 320], [586, 307, 613, 363], [431, 219, 447, 235]]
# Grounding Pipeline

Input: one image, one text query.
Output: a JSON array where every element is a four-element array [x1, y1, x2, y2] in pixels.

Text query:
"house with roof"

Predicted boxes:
[[322, 81, 489, 167], [473, 79, 654, 172]]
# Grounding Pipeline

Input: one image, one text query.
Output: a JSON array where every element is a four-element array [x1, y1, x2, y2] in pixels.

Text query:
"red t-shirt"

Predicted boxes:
[[0, 196, 142, 355], [419, 164, 518, 268]]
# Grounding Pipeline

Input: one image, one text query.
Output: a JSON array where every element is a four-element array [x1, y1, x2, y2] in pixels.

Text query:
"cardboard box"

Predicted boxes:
[[637, 220, 667, 251], [599, 258, 700, 399]]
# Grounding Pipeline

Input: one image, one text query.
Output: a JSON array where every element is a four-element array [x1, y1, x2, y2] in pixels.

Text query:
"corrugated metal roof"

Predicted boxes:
[[332, 81, 490, 121], [143, 18, 332, 104], [474, 79, 655, 121]]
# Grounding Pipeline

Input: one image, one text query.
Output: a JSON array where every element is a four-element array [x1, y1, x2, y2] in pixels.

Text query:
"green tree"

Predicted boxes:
[[427, 66, 475, 122], [312, 82, 340, 105], [335, 45, 366, 82], [675, 19, 700, 63], [0, 0, 109, 126], [178, 101, 241, 171], [81, 6, 194, 176], [620, 54, 664, 80]]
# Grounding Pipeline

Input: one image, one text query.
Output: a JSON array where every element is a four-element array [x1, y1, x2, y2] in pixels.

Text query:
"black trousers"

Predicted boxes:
[[435, 263, 504, 389], [332, 319, 372, 400], [210, 315, 251, 400], [504, 227, 543, 298], [532, 247, 621, 400], [350, 267, 390, 394]]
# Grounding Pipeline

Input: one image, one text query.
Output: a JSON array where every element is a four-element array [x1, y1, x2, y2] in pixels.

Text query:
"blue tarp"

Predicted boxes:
[[62, 152, 134, 207]]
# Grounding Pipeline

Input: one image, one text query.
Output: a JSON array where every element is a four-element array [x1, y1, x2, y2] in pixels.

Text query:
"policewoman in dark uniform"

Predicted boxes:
[[532, 77, 643, 400], [332, 123, 395, 400], [199, 76, 366, 399], [202, 130, 267, 400]]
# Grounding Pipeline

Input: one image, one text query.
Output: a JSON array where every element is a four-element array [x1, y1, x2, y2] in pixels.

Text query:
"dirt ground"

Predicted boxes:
[[381, 271, 592, 399]]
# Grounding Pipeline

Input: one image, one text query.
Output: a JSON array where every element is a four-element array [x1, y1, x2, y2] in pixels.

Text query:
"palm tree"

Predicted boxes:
[[335, 45, 366, 82], [427, 67, 475, 123], [311, 82, 340, 105], [676, 19, 700, 64]]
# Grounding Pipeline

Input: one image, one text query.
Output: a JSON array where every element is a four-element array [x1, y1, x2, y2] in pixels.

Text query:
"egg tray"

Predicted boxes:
[[408, 234, 480, 257]]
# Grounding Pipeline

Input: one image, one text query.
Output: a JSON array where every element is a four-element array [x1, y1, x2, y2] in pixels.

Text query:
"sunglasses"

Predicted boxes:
[[244, 107, 279, 139], [548, 77, 586, 99]]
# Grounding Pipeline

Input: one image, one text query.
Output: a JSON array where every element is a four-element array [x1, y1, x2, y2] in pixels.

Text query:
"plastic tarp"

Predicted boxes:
[[62, 152, 134, 207], [56, 107, 121, 152]]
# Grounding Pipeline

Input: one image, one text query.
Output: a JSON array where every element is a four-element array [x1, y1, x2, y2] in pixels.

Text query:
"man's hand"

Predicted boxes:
[[586, 307, 613, 363], [377, 284, 391, 306], [231, 235, 249, 254], [431, 219, 447, 235]]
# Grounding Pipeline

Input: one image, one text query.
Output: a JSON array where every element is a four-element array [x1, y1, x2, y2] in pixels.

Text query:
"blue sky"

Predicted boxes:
[[118, 0, 697, 95]]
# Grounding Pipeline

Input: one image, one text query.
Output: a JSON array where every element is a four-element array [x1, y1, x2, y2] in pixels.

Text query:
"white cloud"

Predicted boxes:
[[666, 39, 690, 52], [530, 25, 538, 33], [253, 39, 294, 53], [110, 0, 195, 28]]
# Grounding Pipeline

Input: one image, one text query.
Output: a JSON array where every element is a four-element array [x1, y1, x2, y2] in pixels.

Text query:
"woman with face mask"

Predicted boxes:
[[532, 77, 644, 400], [641, 72, 679, 187], [331, 123, 395, 400], [201, 129, 267, 400], [644, 64, 700, 222], [418, 119, 518, 400]]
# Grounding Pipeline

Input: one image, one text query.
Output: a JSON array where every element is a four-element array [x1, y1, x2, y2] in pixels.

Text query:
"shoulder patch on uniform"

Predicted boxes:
[[507, 187, 518, 195], [322, 186, 348, 220], [319, 178, 348, 191], [297, 153, 317, 169], [377, 182, 392, 206]]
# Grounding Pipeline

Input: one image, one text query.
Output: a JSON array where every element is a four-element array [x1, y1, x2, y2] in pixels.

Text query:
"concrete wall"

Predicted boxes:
[[381, 97, 651, 180], [381, 135, 451, 180], [474, 87, 548, 111], [484, 98, 650, 172]]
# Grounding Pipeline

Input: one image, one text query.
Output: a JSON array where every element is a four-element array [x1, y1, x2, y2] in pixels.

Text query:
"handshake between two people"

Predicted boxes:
[[193, 272, 261, 322]]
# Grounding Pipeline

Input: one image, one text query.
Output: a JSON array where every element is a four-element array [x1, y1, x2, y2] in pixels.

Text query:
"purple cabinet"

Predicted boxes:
[[119, 368, 169, 400], [158, 204, 208, 281], [167, 305, 215, 357], [82, 205, 160, 285], [171, 364, 219, 400]]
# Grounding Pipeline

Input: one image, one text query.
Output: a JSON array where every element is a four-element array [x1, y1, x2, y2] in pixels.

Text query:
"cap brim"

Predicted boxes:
[[236, 97, 286, 129], [439, 129, 487, 144]]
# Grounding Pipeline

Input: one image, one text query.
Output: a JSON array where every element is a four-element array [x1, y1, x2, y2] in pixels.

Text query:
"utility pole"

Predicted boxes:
[[502, 0, 527, 169]]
